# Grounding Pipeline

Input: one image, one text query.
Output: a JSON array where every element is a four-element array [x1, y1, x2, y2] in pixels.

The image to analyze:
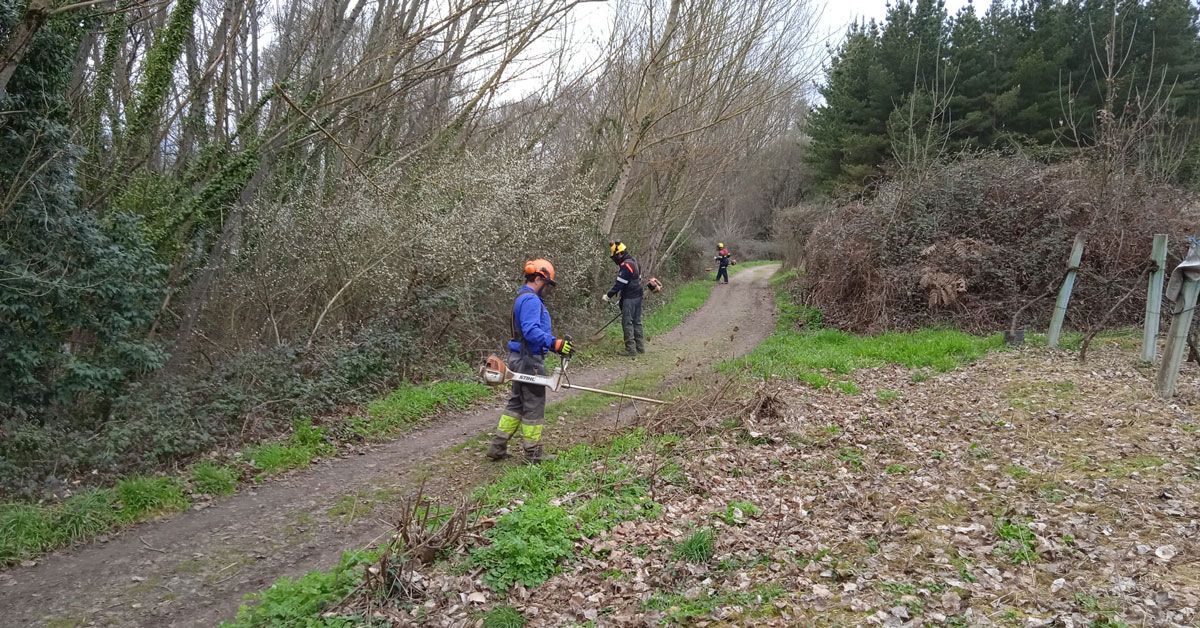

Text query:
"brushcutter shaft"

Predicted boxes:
[[562, 383, 667, 404]]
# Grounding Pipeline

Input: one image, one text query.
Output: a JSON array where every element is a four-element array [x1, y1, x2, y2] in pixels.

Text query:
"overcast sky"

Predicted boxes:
[[503, 0, 976, 99]]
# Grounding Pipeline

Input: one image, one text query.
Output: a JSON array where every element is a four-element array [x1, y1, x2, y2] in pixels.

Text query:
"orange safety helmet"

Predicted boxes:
[[523, 258, 556, 285]]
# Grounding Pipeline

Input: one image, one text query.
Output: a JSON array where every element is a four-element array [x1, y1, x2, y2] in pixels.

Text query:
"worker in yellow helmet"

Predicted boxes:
[[714, 242, 732, 284], [602, 241, 645, 356], [487, 259, 573, 463]]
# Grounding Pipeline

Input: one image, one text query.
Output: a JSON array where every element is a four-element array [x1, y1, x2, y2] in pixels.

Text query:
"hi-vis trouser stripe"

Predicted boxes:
[[521, 423, 544, 442], [495, 414, 544, 443], [497, 414, 520, 435], [616, 277, 629, 283]]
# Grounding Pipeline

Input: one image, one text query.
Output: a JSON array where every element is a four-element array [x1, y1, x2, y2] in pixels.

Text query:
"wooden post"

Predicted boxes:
[[1141, 234, 1168, 363], [1156, 277, 1200, 399], [1047, 234, 1085, 348]]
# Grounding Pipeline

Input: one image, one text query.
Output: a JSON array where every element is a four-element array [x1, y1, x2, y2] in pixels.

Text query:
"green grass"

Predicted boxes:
[[674, 528, 716, 563], [0, 485, 154, 565], [54, 488, 121, 542], [190, 462, 239, 495], [730, 327, 1002, 384], [470, 430, 663, 591], [0, 503, 54, 563], [482, 605, 525, 628], [644, 584, 784, 624], [722, 270, 1000, 385], [243, 419, 335, 477], [361, 380, 491, 436], [114, 475, 189, 522]]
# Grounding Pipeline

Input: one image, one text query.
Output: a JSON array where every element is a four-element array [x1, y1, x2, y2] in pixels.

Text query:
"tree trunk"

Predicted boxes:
[[0, 0, 55, 100]]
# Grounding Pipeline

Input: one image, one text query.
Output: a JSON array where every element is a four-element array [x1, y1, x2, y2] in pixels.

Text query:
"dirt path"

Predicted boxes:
[[0, 265, 778, 628]]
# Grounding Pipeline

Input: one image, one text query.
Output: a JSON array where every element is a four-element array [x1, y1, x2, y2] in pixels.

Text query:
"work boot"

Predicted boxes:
[[486, 435, 510, 461], [523, 444, 556, 464]]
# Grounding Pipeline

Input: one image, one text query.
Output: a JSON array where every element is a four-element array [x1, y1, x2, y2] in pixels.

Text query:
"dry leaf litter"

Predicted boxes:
[[343, 344, 1200, 627]]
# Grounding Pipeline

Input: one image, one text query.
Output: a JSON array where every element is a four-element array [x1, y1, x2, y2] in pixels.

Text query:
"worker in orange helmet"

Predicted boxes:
[[487, 259, 573, 463]]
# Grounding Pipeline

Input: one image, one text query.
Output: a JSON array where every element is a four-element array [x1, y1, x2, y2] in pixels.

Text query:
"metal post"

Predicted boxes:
[[1141, 234, 1168, 363], [1156, 277, 1200, 399], [1047, 234, 1085, 348]]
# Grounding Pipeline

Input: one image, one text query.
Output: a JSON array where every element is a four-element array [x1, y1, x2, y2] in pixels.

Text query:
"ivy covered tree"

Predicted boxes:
[[0, 2, 166, 414]]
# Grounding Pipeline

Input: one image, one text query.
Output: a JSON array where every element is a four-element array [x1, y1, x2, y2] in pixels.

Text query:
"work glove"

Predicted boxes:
[[601, 294, 611, 303], [552, 336, 574, 358]]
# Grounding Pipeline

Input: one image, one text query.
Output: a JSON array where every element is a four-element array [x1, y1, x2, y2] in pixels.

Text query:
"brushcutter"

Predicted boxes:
[[478, 355, 667, 405]]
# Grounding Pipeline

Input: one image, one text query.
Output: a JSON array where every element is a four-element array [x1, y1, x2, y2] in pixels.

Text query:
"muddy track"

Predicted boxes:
[[0, 264, 778, 628]]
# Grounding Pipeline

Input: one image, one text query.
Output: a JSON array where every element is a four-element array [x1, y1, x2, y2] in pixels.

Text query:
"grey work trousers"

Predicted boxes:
[[621, 296, 645, 354]]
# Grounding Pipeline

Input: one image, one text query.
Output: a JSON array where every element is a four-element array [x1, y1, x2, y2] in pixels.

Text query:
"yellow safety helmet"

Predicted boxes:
[[717, 242, 725, 249], [608, 241, 627, 256]]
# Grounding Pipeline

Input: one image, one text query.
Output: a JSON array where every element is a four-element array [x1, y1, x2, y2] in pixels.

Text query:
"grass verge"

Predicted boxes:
[[724, 268, 1001, 387], [0, 379, 490, 567]]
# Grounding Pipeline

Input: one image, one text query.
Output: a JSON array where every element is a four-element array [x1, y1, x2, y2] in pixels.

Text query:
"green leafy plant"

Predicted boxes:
[[837, 447, 864, 469], [885, 463, 910, 474], [994, 518, 1038, 564], [471, 501, 573, 591], [718, 501, 761, 525], [222, 550, 375, 627]]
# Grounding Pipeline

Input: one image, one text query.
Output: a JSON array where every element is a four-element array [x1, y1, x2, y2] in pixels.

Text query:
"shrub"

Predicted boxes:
[[803, 155, 1193, 332]]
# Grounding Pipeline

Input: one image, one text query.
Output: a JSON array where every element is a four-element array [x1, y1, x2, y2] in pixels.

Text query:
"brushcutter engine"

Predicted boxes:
[[478, 355, 564, 391]]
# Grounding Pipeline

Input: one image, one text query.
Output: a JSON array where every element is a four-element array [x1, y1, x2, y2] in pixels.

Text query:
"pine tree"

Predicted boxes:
[[806, 22, 899, 192]]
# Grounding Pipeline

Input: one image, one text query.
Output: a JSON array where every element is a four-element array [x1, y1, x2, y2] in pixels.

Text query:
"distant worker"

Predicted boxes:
[[602, 241, 645, 356], [715, 242, 734, 284], [487, 259, 573, 464]]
